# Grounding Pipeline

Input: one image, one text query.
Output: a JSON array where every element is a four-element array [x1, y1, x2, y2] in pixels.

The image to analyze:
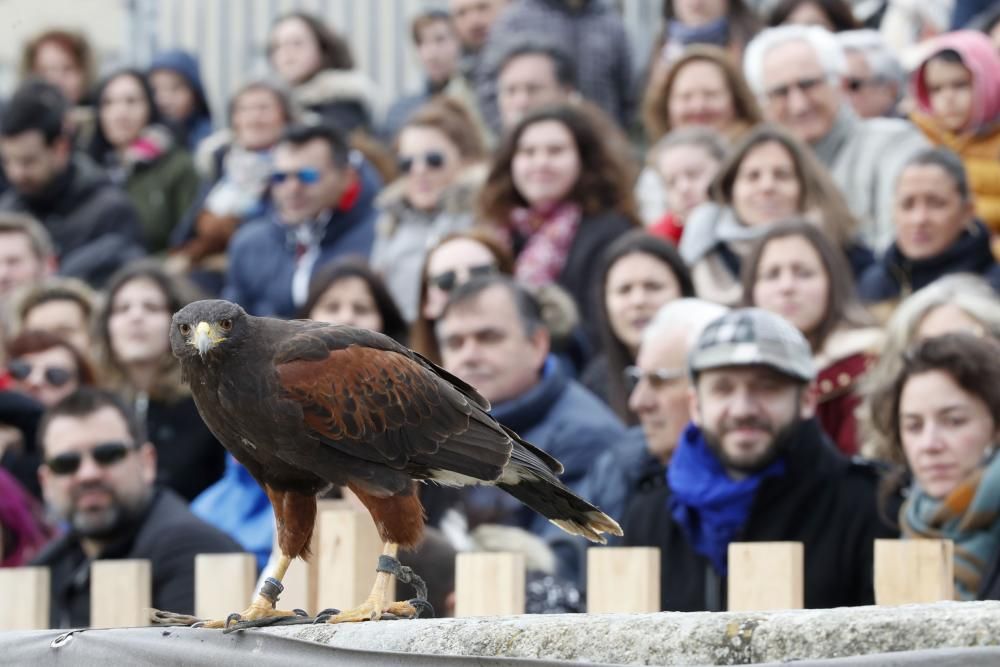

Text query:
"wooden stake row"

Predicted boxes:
[[0, 533, 957, 630]]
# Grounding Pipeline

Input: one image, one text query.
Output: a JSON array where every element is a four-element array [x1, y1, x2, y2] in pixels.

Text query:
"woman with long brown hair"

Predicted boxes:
[[478, 104, 638, 344]]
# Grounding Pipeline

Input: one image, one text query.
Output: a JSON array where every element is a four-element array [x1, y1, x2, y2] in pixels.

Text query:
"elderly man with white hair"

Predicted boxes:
[[837, 29, 906, 119], [579, 298, 727, 530], [744, 25, 927, 250]]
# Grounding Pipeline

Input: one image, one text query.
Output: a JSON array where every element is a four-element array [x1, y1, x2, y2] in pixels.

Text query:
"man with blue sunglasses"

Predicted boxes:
[[223, 124, 378, 318]]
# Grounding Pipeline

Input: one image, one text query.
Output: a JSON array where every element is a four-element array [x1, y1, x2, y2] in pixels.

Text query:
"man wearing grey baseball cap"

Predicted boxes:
[[623, 308, 895, 611]]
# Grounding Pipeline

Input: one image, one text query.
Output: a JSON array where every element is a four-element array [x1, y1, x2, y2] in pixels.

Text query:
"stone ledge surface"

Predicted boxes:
[[266, 602, 1000, 665]]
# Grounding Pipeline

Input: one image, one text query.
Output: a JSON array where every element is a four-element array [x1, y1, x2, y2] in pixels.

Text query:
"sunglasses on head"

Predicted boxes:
[[398, 151, 446, 174], [45, 441, 136, 476], [270, 167, 321, 185], [624, 366, 686, 390], [429, 263, 496, 292], [8, 359, 75, 387]]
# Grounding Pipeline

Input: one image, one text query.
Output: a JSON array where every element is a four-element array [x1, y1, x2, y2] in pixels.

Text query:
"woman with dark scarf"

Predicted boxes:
[[872, 333, 1000, 600]]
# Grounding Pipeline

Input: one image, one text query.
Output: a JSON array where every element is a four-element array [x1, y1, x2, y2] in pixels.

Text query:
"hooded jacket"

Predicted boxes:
[[911, 31, 1000, 234], [0, 153, 146, 287], [148, 50, 214, 152], [623, 418, 895, 611], [858, 219, 1000, 303], [223, 162, 380, 317]]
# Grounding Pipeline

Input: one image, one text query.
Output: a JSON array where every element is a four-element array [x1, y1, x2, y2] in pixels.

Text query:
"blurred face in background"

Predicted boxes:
[[108, 278, 171, 366], [629, 327, 691, 464], [398, 125, 463, 212], [511, 120, 581, 210], [423, 238, 498, 320], [923, 57, 973, 133], [308, 276, 383, 331], [232, 87, 288, 151], [843, 49, 898, 119], [8, 345, 80, 407], [416, 19, 461, 85], [0, 130, 71, 196], [893, 164, 973, 260], [760, 39, 841, 144], [0, 232, 47, 299], [668, 60, 736, 132], [899, 369, 998, 499], [23, 298, 92, 354], [731, 141, 802, 227], [99, 74, 151, 150], [672, 0, 727, 26], [498, 54, 570, 129], [150, 69, 196, 123], [605, 252, 683, 354], [32, 40, 86, 105], [272, 139, 348, 224], [270, 16, 323, 85], [781, 1, 836, 30], [655, 143, 721, 222], [752, 235, 830, 339], [449, 0, 503, 52]]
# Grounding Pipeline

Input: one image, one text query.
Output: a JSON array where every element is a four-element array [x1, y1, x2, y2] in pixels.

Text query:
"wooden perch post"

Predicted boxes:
[[728, 542, 804, 611], [90, 559, 151, 627], [455, 552, 526, 617], [874, 539, 954, 605], [586, 547, 660, 613], [315, 505, 389, 611], [195, 553, 257, 619], [0, 567, 49, 630]]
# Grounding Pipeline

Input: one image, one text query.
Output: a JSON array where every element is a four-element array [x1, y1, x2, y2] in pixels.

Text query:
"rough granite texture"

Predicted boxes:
[[265, 602, 1000, 665]]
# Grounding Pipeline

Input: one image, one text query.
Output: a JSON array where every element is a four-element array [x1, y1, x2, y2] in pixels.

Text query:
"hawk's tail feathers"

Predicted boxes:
[[497, 472, 623, 544]]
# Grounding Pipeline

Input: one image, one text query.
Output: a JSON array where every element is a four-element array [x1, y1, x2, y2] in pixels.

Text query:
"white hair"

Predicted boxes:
[[642, 298, 729, 351], [836, 29, 905, 88], [743, 24, 848, 96]]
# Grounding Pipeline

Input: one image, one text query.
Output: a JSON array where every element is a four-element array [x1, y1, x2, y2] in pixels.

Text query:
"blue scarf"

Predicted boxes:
[[668, 423, 787, 575], [667, 16, 730, 47]]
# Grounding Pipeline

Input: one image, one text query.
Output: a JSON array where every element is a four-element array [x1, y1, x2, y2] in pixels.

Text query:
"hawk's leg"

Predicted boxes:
[[197, 552, 304, 631], [325, 542, 433, 623]]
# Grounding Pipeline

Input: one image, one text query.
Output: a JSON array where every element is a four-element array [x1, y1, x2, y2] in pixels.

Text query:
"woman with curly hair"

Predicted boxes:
[[478, 104, 639, 343]]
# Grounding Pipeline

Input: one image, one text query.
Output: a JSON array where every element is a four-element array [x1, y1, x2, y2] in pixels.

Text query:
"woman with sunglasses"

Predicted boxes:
[[584, 230, 695, 424], [371, 98, 487, 322], [409, 229, 515, 365], [96, 261, 225, 501], [87, 69, 200, 254], [6, 330, 97, 408], [741, 220, 882, 455], [478, 104, 640, 347]]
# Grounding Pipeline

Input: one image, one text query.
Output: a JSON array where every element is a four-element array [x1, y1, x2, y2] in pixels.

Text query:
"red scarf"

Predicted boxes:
[[507, 203, 581, 287]]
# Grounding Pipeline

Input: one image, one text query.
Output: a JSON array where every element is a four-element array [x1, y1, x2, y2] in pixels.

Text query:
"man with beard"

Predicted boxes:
[[623, 308, 894, 611], [31, 388, 242, 628]]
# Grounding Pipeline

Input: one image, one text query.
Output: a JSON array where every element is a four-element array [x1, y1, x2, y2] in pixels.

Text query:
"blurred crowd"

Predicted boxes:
[[2, 0, 1000, 626]]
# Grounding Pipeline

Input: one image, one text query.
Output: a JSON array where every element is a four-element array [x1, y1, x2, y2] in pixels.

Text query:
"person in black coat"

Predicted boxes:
[[30, 388, 243, 628], [624, 308, 895, 611], [477, 104, 639, 352], [859, 147, 1000, 304]]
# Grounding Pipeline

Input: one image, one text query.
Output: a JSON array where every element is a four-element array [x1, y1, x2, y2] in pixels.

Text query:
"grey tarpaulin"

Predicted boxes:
[[0, 626, 589, 667]]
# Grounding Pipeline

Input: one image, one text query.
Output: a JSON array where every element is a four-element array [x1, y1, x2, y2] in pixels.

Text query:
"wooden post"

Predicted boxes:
[[874, 539, 954, 605], [315, 507, 388, 612], [90, 559, 151, 627], [195, 553, 257, 619], [586, 547, 660, 613], [728, 542, 804, 611], [454, 552, 525, 617], [0, 567, 50, 629]]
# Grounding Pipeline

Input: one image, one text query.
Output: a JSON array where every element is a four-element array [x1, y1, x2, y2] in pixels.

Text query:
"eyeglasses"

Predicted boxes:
[[398, 151, 446, 174], [270, 168, 322, 185], [429, 264, 496, 292], [45, 441, 136, 476], [624, 366, 686, 390], [764, 76, 827, 103], [846, 77, 878, 92], [8, 359, 75, 387]]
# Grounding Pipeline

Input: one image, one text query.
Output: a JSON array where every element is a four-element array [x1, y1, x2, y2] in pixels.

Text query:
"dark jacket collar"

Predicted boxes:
[[490, 356, 567, 435], [882, 220, 996, 292]]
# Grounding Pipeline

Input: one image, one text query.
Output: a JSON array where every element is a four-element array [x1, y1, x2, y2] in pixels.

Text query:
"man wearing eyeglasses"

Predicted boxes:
[[31, 388, 243, 628], [743, 25, 927, 251], [223, 124, 378, 318], [622, 309, 894, 612]]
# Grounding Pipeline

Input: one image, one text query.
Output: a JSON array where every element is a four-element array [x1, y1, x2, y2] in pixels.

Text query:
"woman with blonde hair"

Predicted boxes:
[[858, 274, 1000, 462], [679, 124, 871, 305]]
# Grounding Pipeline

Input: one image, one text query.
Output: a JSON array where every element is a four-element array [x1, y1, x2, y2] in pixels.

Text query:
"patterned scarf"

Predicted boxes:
[[507, 203, 582, 287], [668, 423, 787, 576], [901, 451, 1000, 599]]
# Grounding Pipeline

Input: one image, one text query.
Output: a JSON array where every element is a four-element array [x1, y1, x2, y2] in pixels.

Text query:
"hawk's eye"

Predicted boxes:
[[219, 318, 233, 332], [179, 323, 192, 336]]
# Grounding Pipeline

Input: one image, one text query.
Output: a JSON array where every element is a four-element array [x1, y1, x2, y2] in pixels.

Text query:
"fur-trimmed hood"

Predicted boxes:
[[293, 68, 383, 119], [814, 325, 884, 370]]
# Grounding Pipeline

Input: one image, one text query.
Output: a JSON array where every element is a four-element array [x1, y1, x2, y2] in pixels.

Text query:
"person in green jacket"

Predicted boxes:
[[88, 69, 200, 254]]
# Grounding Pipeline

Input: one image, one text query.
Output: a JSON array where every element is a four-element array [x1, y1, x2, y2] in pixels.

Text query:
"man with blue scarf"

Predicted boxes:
[[624, 308, 894, 611]]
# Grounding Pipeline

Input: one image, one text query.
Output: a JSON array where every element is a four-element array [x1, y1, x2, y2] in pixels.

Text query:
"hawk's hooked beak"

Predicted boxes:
[[191, 321, 224, 356]]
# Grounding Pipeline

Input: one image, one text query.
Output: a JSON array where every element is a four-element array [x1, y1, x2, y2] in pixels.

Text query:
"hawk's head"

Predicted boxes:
[[171, 299, 248, 361]]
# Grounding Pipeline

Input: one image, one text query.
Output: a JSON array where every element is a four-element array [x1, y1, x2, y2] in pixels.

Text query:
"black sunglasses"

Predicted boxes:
[[398, 151, 446, 174], [8, 359, 75, 387], [45, 441, 136, 476], [429, 264, 496, 292], [624, 366, 686, 390]]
